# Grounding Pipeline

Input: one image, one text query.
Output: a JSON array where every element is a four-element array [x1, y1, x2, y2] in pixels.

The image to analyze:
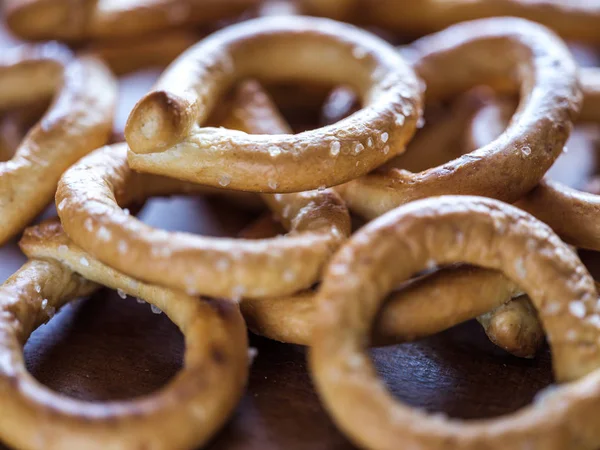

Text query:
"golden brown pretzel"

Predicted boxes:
[[467, 68, 600, 251], [302, 0, 600, 44], [124, 16, 422, 193], [310, 195, 600, 450], [4, 0, 260, 42], [6, 220, 248, 450], [338, 18, 581, 220], [219, 76, 540, 357], [57, 81, 350, 299], [0, 43, 116, 245], [240, 213, 542, 357]]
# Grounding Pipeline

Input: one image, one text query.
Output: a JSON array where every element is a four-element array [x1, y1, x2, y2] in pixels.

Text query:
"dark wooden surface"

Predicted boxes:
[[1, 19, 600, 450]]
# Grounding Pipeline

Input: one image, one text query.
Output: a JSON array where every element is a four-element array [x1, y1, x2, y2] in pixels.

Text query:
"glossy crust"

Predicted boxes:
[[466, 68, 600, 251], [58, 82, 350, 299], [310, 196, 600, 450], [338, 18, 581, 219], [0, 43, 116, 245], [4, 0, 259, 41], [302, 0, 600, 44], [13, 220, 248, 450], [125, 16, 423, 192]]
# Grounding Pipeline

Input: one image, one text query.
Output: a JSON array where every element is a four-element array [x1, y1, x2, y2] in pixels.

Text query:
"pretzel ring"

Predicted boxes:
[[338, 17, 581, 219], [466, 68, 600, 251], [5, 220, 248, 450], [124, 16, 422, 193], [58, 82, 350, 299], [302, 0, 600, 44], [310, 195, 600, 450], [239, 214, 541, 357], [226, 87, 539, 357], [0, 43, 116, 246], [4, 0, 260, 42]]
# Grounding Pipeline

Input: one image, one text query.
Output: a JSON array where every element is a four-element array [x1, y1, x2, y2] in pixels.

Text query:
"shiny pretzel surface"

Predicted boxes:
[[0, 4, 599, 450]]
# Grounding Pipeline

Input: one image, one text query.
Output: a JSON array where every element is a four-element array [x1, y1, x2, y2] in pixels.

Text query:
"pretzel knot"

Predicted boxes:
[[0, 43, 116, 246], [5, 0, 261, 42], [124, 16, 423, 193], [221, 80, 533, 356], [58, 82, 350, 299], [0, 220, 249, 450], [310, 196, 600, 450], [338, 17, 582, 219]]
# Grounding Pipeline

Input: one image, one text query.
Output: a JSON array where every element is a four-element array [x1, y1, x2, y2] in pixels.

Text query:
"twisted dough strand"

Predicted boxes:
[[338, 18, 581, 219], [125, 16, 422, 192], [5, 220, 249, 450], [0, 43, 116, 245]]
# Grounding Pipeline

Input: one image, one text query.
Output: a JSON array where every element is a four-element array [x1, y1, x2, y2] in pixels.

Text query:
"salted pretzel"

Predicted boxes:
[[302, 0, 600, 44], [466, 68, 600, 251], [124, 16, 423, 193], [57, 81, 350, 299], [229, 93, 539, 358], [0, 220, 248, 450], [310, 195, 600, 450], [241, 218, 530, 350], [338, 17, 581, 220], [0, 43, 116, 246], [4, 0, 260, 42]]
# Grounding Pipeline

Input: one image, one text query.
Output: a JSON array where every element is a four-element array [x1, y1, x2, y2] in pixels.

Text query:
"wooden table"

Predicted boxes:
[[0, 18, 599, 450]]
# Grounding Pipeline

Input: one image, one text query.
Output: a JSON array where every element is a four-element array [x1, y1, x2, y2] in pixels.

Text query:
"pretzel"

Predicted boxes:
[[223, 78, 539, 357], [239, 213, 541, 356], [57, 80, 350, 299], [302, 0, 600, 44], [124, 16, 423, 193], [4, 0, 260, 42], [310, 195, 600, 450], [466, 68, 600, 251], [0, 43, 116, 246], [1, 220, 248, 450], [338, 18, 581, 220]]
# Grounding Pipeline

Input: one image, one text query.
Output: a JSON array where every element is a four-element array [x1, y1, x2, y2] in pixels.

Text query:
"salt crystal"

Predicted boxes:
[[330, 141, 341, 156], [218, 174, 231, 187], [569, 301, 586, 318]]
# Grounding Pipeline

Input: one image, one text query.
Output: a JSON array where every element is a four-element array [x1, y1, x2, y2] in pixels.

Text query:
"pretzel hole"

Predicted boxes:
[[210, 81, 362, 134], [0, 98, 50, 162], [24, 291, 183, 401], [368, 318, 553, 420]]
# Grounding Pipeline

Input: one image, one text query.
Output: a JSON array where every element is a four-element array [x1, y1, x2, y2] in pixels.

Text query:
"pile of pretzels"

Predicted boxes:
[[1, 1, 600, 449]]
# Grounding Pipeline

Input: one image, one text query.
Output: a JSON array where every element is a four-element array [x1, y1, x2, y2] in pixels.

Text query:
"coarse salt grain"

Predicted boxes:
[[569, 301, 586, 318], [330, 141, 341, 156], [218, 174, 231, 187]]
